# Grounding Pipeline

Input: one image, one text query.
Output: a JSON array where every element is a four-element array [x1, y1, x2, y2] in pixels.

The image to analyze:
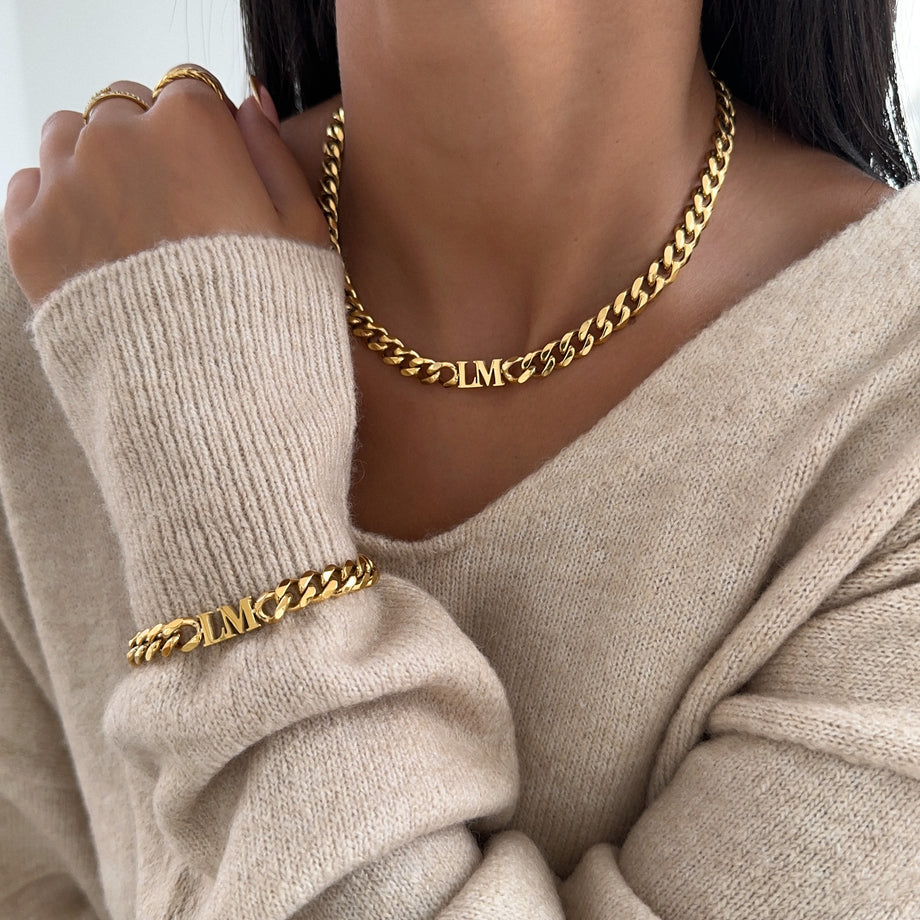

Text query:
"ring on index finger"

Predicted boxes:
[[83, 87, 151, 124], [152, 65, 230, 106]]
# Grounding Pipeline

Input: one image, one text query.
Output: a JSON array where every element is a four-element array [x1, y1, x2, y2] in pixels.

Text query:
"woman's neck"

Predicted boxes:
[[334, 0, 716, 356]]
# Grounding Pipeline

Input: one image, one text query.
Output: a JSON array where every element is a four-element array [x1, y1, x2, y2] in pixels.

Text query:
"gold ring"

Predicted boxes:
[[152, 65, 229, 105], [83, 88, 151, 124]]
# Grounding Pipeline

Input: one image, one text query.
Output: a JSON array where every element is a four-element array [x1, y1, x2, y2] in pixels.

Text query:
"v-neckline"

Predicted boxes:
[[353, 184, 920, 557]]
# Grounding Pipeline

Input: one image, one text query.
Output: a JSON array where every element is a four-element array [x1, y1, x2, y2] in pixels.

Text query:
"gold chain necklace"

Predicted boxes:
[[319, 78, 735, 389]]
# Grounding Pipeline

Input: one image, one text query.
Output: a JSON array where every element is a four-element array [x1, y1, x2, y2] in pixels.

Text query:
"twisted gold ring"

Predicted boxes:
[[83, 88, 150, 124], [152, 65, 229, 105]]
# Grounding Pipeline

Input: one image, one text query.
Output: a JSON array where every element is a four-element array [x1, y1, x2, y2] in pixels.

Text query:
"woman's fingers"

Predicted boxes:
[[4, 168, 40, 229], [6, 70, 270, 304], [3, 63, 333, 306], [38, 82, 152, 181], [111, 80, 155, 108], [38, 111, 83, 173], [4, 168, 43, 299], [235, 93, 329, 246], [250, 78, 280, 130], [83, 80, 153, 126], [279, 94, 343, 201], [153, 64, 236, 112], [83, 80, 154, 123]]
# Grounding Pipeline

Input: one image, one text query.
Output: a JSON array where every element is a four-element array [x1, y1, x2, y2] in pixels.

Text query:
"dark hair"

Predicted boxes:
[[240, 0, 338, 119], [241, 0, 918, 187], [701, 1, 916, 186]]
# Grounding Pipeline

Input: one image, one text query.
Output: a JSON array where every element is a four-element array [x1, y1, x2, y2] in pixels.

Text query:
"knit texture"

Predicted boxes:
[[1, 185, 919, 919]]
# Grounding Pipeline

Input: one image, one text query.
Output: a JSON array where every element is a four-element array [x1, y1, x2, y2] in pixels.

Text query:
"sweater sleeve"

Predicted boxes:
[[27, 233, 920, 919], [570, 499, 920, 918], [0, 226, 108, 919], [29, 235, 523, 920], [0, 512, 105, 919]]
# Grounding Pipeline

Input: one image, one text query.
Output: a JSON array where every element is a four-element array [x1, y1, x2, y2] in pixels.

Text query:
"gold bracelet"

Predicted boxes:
[[127, 555, 379, 666]]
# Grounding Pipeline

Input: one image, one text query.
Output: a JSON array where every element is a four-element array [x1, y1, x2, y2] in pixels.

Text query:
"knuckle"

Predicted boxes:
[[75, 118, 125, 154], [4, 169, 39, 223], [6, 167, 36, 196], [152, 83, 222, 118], [147, 91, 234, 148], [4, 219, 39, 278], [41, 110, 79, 139]]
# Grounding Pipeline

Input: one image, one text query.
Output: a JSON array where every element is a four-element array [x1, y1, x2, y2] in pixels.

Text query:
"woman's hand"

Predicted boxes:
[[4, 69, 329, 306]]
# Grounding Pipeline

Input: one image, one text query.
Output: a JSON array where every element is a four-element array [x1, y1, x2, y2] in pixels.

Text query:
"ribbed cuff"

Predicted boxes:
[[32, 235, 357, 624]]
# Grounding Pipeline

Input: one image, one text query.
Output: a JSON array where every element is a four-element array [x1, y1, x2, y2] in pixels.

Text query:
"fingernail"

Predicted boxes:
[[249, 74, 280, 129]]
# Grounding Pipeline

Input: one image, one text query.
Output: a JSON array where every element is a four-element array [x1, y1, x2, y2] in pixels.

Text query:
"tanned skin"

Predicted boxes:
[[7, 0, 891, 541]]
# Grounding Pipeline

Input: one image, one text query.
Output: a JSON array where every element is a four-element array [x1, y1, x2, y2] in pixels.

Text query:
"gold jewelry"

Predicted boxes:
[[127, 555, 379, 666], [320, 78, 735, 388], [83, 87, 150, 123], [152, 64, 229, 105]]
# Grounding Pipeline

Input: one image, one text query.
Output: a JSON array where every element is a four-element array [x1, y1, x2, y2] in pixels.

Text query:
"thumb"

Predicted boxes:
[[235, 91, 329, 246]]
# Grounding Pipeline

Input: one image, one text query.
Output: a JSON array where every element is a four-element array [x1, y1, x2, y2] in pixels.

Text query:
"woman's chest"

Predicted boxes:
[[348, 301, 715, 542]]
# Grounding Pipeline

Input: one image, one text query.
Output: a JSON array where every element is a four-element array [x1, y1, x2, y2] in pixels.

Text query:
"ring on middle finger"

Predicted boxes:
[[151, 65, 229, 105]]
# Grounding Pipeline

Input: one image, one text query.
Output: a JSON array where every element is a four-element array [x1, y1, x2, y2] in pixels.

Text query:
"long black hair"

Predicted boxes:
[[241, 0, 918, 187]]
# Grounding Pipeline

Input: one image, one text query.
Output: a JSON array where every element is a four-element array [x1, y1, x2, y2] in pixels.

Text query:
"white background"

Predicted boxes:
[[1, 0, 248, 190], [1, 0, 919, 192]]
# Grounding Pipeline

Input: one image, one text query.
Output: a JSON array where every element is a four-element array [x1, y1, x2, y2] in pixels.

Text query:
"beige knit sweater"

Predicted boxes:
[[1, 184, 919, 920]]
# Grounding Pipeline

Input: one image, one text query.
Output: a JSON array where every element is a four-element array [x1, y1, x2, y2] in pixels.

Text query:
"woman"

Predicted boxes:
[[2, 0, 919, 916]]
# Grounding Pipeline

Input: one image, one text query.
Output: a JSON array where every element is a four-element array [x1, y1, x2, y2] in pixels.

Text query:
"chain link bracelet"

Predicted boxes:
[[127, 555, 379, 666]]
